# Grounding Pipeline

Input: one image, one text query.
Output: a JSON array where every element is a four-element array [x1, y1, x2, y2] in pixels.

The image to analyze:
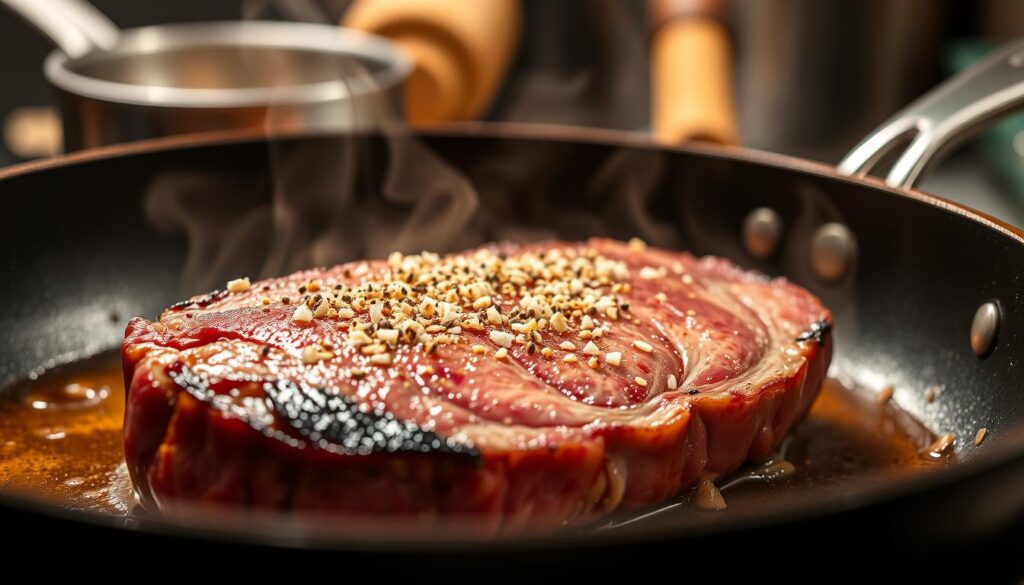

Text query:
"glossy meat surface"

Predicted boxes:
[[122, 238, 831, 534]]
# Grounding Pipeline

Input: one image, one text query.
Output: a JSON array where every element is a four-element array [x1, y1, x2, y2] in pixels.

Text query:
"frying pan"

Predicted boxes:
[[2, 39, 1024, 574]]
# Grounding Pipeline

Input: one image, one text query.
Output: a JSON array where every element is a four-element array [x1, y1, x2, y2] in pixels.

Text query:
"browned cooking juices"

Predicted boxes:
[[0, 353, 127, 513], [0, 352, 951, 522]]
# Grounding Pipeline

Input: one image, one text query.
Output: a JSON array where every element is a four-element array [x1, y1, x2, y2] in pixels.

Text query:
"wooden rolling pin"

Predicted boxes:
[[649, 0, 738, 145], [344, 0, 521, 124]]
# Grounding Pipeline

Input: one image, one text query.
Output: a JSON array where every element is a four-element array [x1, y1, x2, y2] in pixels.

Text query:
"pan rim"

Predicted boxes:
[[2, 121, 1022, 247], [0, 123, 1021, 550]]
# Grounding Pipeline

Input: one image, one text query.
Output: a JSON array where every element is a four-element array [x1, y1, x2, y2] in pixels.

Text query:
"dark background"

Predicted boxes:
[[0, 1, 1021, 227]]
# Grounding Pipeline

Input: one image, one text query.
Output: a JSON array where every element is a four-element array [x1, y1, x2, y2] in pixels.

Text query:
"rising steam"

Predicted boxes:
[[141, 11, 675, 295]]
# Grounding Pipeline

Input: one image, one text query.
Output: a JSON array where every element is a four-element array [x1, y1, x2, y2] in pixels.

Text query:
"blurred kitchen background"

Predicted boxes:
[[1, 0, 1022, 223]]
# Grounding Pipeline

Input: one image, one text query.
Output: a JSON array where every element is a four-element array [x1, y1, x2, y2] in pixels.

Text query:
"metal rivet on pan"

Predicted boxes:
[[1010, 49, 1024, 68], [743, 207, 783, 258], [810, 223, 856, 281], [970, 301, 1000, 356]]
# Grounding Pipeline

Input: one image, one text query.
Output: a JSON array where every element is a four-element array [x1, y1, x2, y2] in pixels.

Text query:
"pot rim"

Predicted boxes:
[[43, 20, 413, 108]]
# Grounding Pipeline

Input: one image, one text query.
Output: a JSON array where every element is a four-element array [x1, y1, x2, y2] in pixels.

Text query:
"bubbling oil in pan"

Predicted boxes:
[[0, 350, 955, 532]]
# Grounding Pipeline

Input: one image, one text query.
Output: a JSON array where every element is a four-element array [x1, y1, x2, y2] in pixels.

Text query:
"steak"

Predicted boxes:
[[122, 238, 831, 535]]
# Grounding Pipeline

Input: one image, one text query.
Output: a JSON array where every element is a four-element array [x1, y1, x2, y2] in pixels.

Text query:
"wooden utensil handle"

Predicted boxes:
[[649, 0, 738, 145], [344, 0, 520, 124]]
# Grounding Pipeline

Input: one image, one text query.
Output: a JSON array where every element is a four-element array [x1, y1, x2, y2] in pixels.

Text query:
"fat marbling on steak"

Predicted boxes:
[[122, 238, 831, 534]]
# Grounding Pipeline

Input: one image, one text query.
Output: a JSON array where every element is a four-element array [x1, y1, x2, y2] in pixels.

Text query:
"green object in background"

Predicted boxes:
[[949, 41, 1024, 200]]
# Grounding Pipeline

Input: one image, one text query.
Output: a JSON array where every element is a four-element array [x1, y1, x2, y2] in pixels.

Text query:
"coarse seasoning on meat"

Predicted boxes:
[[121, 238, 832, 535]]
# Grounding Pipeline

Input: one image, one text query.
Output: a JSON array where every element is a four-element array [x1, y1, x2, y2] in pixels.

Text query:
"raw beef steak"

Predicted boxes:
[[122, 238, 831, 535]]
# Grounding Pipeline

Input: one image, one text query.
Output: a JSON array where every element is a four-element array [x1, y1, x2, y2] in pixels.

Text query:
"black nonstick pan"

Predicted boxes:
[[1, 39, 1023, 576]]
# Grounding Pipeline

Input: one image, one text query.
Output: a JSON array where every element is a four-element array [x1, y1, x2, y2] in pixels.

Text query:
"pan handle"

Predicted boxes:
[[1, 0, 119, 59], [838, 38, 1024, 189]]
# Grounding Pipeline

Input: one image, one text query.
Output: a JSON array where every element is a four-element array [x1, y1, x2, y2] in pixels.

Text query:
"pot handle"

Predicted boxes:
[[838, 38, 1024, 189], [1, 0, 119, 59]]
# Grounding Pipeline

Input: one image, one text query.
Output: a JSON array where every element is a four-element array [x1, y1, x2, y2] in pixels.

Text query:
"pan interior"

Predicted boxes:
[[0, 128, 1021, 548]]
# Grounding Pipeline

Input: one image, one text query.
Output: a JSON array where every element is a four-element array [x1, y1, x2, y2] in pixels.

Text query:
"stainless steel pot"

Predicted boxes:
[[3, 0, 412, 150]]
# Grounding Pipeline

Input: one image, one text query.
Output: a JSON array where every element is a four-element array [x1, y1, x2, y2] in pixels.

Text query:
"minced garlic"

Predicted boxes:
[[489, 330, 514, 348], [226, 277, 251, 293], [633, 339, 653, 353], [292, 304, 313, 323]]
